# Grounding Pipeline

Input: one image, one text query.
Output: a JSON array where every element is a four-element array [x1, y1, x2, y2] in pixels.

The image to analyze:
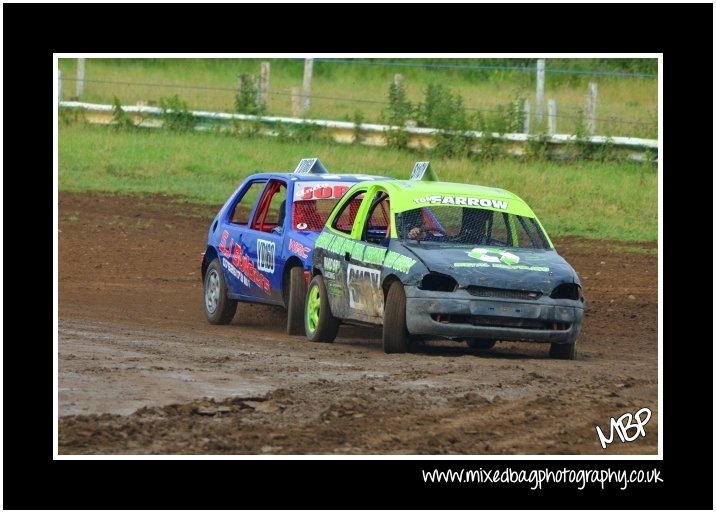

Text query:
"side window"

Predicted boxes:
[[331, 190, 366, 234], [269, 183, 287, 226], [251, 179, 287, 233], [230, 180, 267, 225], [292, 200, 326, 231], [514, 217, 549, 249], [363, 193, 390, 244]]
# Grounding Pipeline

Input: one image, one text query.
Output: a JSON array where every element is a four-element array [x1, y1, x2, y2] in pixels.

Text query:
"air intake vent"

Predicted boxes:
[[466, 286, 541, 300]]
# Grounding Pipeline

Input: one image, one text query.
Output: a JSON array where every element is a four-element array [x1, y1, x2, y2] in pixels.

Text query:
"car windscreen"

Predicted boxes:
[[396, 206, 550, 249]]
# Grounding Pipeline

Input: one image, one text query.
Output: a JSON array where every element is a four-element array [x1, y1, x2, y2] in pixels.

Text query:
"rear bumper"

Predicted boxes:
[[404, 286, 584, 345]]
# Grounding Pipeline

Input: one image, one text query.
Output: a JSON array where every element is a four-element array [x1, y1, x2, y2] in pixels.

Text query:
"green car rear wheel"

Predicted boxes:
[[305, 275, 339, 343]]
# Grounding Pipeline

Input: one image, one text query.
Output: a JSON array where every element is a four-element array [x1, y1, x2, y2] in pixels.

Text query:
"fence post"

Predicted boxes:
[[523, 99, 531, 134], [535, 58, 545, 125], [58, 69, 63, 101], [301, 58, 313, 116], [76, 58, 85, 99], [586, 82, 598, 134], [291, 87, 301, 117], [393, 73, 404, 86], [547, 99, 557, 135], [260, 61, 270, 107]]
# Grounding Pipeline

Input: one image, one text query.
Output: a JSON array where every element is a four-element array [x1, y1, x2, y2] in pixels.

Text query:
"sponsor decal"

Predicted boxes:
[[316, 233, 416, 273], [454, 262, 549, 272], [257, 239, 276, 273], [288, 239, 311, 259], [217, 230, 272, 293], [383, 251, 417, 274], [221, 257, 250, 287], [323, 256, 341, 279], [363, 245, 387, 265], [413, 196, 508, 209], [293, 182, 355, 201], [315, 232, 335, 250], [347, 264, 381, 312], [456, 248, 549, 272], [326, 281, 344, 297], [468, 248, 520, 265], [352, 244, 365, 261], [218, 229, 233, 259]]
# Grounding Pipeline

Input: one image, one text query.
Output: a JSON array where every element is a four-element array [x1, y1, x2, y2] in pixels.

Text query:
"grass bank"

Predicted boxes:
[[58, 124, 657, 242]]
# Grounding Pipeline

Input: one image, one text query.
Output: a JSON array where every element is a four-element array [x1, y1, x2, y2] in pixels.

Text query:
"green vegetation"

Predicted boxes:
[[58, 58, 657, 138], [234, 75, 266, 116], [158, 95, 197, 132], [58, 124, 657, 242]]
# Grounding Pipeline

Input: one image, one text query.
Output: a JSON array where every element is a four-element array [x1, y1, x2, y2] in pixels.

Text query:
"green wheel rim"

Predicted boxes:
[[306, 283, 321, 333]]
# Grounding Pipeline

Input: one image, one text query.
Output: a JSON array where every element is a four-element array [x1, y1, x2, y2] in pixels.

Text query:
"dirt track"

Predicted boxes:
[[58, 192, 658, 455]]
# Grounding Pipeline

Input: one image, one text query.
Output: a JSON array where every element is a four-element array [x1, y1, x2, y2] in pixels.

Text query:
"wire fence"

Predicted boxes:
[[58, 58, 658, 139], [312, 58, 658, 78]]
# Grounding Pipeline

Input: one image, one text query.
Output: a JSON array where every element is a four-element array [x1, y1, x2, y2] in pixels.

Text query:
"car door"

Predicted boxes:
[[317, 187, 369, 319], [332, 187, 389, 324], [346, 188, 391, 322], [219, 178, 268, 301], [238, 178, 287, 305]]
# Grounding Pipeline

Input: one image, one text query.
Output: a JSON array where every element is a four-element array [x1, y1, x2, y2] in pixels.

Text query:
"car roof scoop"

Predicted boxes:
[[293, 157, 329, 175]]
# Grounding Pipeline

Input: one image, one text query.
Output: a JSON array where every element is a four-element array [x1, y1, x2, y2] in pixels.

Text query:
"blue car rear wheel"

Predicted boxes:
[[203, 258, 238, 325]]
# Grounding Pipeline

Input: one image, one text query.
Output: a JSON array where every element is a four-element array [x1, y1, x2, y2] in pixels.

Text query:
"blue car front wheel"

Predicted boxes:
[[286, 266, 307, 336]]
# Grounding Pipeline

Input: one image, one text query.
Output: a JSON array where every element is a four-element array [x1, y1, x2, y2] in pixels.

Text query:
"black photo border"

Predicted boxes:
[[4, 3, 712, 510]]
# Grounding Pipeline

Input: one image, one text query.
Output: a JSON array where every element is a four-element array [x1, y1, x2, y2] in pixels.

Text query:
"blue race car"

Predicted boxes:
[[201, 158, 388, 335]]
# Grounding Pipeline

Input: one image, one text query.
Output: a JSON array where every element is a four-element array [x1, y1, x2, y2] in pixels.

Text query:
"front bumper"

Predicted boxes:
[[404, 286, 584, 345]]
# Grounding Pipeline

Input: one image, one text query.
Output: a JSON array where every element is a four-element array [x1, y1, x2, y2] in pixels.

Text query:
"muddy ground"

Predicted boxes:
[[58, 192, 658, 455]]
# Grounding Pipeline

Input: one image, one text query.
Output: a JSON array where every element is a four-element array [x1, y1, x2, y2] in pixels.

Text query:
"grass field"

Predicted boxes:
[[58, 58, 658, 139], [58, 124, 657, 242]]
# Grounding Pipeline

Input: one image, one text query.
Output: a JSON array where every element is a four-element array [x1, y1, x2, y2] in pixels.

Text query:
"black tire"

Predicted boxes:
[[383, 281, 411, 354], [304, 275, 339, 342], [203, 258, 238, 325], [549, 342, 576, 360], [286, 266, 307, 336], [466, 338, 496, 350]]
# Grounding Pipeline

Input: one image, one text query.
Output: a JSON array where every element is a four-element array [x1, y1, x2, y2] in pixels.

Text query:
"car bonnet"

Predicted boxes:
[[398, 243, 579, 294]]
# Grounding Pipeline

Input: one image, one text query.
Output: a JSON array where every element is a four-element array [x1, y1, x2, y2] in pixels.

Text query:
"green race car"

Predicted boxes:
[[304, 162, 586, 359]]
